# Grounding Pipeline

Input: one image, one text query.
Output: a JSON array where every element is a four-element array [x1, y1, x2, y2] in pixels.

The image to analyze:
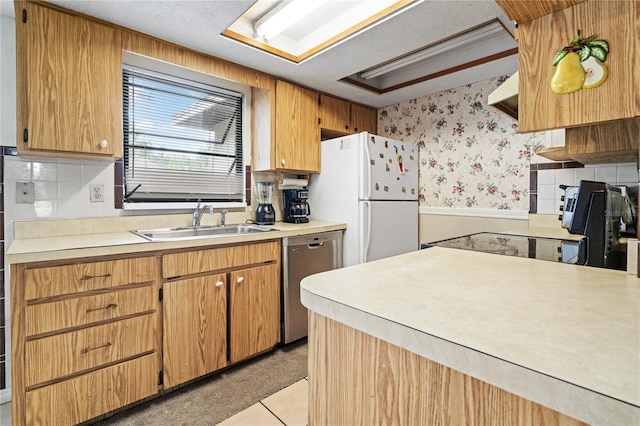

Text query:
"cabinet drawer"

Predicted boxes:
[[163, 241, 279, 278], [24, 256, 158, 300], [25, 285, 156, 337], [25, 314, 156, 387], [26, 354, 157, 425]]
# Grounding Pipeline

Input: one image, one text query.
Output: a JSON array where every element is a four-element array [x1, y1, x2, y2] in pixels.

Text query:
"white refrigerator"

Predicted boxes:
[[308, 132, 419, 267]]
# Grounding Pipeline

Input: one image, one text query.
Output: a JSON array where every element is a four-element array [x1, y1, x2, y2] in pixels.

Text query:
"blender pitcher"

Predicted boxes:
[[256, 182, 275, 225]]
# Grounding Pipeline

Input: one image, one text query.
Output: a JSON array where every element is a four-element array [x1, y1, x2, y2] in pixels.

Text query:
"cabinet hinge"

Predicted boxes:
[[317, 95, 321, 106], [159, 288, 163, 302], [318, 118, 321, 125], [23, 128, 28, 143], [158, 371, 164, 386], [22, 8, 26, 23]]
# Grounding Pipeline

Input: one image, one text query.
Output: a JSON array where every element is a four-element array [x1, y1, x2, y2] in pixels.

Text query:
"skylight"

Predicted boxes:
[[223, 0, 421, 63]]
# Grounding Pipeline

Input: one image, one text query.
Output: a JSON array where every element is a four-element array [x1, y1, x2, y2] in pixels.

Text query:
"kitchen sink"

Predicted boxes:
[[131, 224, 275, 241]]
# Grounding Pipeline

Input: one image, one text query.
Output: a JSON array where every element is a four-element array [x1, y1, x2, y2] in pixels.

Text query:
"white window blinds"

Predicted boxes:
[[123, 66, 245, 203]]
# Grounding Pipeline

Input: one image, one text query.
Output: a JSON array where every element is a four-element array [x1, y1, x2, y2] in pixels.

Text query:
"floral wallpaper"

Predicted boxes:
[[378, 76, 546, 211]]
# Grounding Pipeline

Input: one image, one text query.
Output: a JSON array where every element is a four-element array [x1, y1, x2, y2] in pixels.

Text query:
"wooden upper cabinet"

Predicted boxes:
[[319, 94, 378, 135], [494, 0, 587, 23], [516, 0, 639, 133], [319, 95, 350, 133], [16, 2, 122, 158], [350, 103, 377, 134], [275, 80, 320, 173]]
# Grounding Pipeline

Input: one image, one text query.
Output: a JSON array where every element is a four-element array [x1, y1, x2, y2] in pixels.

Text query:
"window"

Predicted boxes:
[[122, 53, 249, 209]]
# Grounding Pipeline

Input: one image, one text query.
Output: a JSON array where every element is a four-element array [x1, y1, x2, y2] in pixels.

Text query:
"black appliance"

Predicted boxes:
[[256, 182, 275, 225], [560, 180, 637, 270], [283, 189, 310, 224], [427, 233, 581, 265]]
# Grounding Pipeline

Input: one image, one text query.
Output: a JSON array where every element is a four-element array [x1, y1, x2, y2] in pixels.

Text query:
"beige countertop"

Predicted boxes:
[[7, 218, 345, 264], [301, 247, 640, 425]]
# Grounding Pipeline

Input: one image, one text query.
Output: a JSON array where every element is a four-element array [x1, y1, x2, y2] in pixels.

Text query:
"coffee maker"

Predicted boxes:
[[256, 182, 275, 225], [283, 189, 310, 224]]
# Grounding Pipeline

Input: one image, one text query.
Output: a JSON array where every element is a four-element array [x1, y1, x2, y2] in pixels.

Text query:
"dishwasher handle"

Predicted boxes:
[[308, 242, 324, 249]]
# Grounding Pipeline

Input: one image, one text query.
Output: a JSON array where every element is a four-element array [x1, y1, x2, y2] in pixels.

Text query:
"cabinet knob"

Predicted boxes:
[[215, 281, 224, 287], [236, 277, 244, 284], [281, 158, 286, 166], [100, 139, 108, 149]]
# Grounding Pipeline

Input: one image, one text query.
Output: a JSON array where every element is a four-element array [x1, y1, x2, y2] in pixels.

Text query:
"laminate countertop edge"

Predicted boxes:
[[300, 247, 640, 425], [6, 221, 346, 264]]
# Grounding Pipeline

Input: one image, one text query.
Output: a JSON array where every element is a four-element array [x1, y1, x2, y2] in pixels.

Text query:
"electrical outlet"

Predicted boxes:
[[90, 184, 104, 203], [16, 182, 35, 204]]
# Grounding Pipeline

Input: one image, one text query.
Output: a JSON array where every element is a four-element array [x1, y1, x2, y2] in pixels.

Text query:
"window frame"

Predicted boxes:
[[120, 51, 251, 211]]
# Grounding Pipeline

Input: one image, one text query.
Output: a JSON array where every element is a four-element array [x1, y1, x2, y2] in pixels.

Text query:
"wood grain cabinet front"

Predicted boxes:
[[11, 255, 161, 426], [161, 240, 281, 388], [318, 94, 378, 136], [162, 274, 228, 388], [15, 1, 122, 159]]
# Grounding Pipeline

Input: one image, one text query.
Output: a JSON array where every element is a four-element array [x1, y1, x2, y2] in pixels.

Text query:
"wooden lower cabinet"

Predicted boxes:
[[229, 263, 280, 363], [11, 256, 162, 426], [162, 241, 281, 387], [162, 274, 228, 388], [25, 354, 157, 425], [11, 241, 281, 424], [308, 313, 585, 426]]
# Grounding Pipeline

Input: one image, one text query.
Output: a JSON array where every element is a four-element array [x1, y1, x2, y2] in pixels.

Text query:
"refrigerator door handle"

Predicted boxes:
[[364, 200, 371, 262], [363, 138, 372, 199]]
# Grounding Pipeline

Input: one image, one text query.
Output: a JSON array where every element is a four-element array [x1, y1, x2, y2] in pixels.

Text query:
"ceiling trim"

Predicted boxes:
[[222, 0, 415, 64], [341, 47, 519, 94]]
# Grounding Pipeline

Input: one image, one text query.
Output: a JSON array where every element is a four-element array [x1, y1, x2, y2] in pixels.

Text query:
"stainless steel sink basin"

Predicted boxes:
[[131, 224, 275, 241]]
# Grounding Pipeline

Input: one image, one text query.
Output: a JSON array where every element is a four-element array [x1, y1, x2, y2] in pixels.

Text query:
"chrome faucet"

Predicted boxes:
[[192, 200, 214, 227], [220, 209, 228, 227]]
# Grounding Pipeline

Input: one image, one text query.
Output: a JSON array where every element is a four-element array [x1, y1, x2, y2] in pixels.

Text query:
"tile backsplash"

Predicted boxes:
[[535, 162, 638, 215]]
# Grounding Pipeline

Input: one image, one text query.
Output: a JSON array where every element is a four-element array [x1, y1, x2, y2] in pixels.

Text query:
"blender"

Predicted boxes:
[[256, 182, 275, 225]]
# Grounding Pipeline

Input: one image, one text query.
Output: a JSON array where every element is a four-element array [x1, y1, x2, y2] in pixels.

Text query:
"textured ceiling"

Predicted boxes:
[[0, 0, 519, 108]]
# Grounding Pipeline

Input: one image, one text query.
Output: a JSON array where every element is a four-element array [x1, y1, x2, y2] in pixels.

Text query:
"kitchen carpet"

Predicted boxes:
[[93, 339, 308, 426]]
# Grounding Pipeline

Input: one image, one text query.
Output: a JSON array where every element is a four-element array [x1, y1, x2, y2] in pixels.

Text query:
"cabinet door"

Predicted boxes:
[[229, 263, 280, 363], [319, 94, 350, 133], [517, 0, 639, 132], [275, 80, 320, 172], [350, 103, 378, 134], [18, 3, 122, 157], [163, 274, 227, 388]]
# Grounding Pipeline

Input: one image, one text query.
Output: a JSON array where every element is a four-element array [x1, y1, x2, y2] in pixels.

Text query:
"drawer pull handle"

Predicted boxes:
[[80, 273, 112, 281], [236, 277, 244, 284], [215, 281, 224, 287], [80, 342, 112, 354], [86, 303, 118, 313]]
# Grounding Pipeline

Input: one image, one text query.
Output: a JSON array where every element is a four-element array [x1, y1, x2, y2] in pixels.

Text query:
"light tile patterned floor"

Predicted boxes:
[[217, 378, 308, 426]]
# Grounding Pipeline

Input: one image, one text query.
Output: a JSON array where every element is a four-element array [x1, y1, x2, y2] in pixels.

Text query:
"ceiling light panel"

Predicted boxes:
[[223, 0, 421, 62]]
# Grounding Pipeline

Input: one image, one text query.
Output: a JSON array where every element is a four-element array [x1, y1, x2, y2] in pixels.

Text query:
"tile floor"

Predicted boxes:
[[0, 378, 309, 426], [217, 378, 308, 426]]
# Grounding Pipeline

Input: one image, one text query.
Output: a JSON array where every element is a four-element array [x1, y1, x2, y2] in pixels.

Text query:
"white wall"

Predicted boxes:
[[1, 14, 16, 148]]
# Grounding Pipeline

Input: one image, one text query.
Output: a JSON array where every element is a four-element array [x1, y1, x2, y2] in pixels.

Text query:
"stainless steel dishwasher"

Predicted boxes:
[[282, 230, 342, 343]]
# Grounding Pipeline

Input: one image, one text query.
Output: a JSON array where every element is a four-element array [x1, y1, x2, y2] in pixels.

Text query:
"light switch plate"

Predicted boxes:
[[16, 182, 35, 204]]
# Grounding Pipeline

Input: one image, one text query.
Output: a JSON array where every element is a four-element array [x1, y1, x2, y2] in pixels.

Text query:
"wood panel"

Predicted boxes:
[[21, 2, 122, 157], [25, 314, 156, 387], [494, 0, 587, 23], [517, 0, 639, 132], [162, 240, 279, 279], [565, 118, 639, 164], [308, 312, 586, 426], [229, 263, 280, 362], [275, 80, 320, 173], [25, 284, 155, 336], [319, 94, 350, 133], [24, 256, 158, 300], [162, 274, 227, 388], [25, 354, 157, 425], [350, 103, 378, 134]]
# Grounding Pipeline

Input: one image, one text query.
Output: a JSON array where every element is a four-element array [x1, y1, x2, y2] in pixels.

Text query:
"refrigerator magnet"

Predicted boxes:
[[398, 155, 405, 173]]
